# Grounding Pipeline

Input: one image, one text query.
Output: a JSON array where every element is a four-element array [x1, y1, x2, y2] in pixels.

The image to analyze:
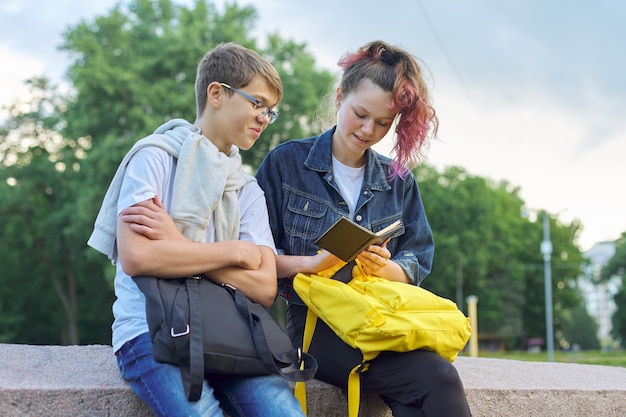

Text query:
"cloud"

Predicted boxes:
[[0, 45, 44, 119]]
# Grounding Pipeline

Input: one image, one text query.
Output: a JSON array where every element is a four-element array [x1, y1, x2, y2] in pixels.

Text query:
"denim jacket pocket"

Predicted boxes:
[[285, 193, 328, 241]]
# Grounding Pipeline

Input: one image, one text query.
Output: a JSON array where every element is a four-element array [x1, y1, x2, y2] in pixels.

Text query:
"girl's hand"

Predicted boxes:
[[357, 239, 392, 276], [306, 250, 344, 274], [120, 196, 187, 242], [357, 239, 410, 283]]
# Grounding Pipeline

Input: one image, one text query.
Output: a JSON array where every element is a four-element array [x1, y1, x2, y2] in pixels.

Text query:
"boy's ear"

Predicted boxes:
[[206, 82, 223, 108]]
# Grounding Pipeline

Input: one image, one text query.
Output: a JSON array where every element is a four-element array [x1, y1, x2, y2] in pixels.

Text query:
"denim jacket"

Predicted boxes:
[[256, 127, 434, 305]]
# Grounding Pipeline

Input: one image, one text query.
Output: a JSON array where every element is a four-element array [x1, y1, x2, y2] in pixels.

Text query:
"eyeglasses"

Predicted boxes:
[[220, 82, 279, 124]]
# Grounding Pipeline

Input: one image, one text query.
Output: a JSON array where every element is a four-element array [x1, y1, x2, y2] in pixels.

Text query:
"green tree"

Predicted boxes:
[[416, 165, 527, 338], [0, 78, 114, 344], [416, 164, 585, 349], [558, 303, 600, 350]]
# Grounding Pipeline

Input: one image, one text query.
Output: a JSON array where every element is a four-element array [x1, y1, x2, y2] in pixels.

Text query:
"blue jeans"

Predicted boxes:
[[115, 332, 305, 417]]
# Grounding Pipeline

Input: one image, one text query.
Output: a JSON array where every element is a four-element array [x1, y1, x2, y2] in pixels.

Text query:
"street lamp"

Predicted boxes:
[[522, 209, 557, 362], [540, 214, 555, 362]]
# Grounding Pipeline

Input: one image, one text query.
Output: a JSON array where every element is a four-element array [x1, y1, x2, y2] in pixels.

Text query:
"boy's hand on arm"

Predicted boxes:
[[120, 196, 187, 242]]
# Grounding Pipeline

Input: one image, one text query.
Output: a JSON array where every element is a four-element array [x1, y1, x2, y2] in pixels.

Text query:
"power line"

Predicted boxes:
[[414, 0, 485, 122]]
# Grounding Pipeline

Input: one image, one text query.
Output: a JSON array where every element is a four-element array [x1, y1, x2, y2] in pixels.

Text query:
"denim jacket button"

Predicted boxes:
[[355, 215, 363, 222]]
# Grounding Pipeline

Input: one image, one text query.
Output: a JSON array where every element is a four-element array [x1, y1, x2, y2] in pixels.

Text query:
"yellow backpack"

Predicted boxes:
[[293, 260, 471, 417]]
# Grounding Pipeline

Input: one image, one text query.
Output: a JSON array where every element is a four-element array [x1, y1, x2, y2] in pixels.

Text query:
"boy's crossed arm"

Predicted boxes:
[[117, 196, 277, 307]]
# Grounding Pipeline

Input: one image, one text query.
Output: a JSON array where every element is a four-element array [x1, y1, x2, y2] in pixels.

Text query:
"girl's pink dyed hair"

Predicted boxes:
[[337, 41, 438, 178]]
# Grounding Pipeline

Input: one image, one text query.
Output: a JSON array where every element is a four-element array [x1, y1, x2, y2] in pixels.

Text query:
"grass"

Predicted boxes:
[[467, 349, 626, 368]]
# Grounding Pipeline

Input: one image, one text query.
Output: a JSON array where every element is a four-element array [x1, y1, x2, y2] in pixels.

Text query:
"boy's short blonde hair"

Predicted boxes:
[[195, 43, 282, 118]]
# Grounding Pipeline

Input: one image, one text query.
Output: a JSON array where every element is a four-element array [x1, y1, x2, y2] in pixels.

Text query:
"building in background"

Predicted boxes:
[[579, 241, 619, 348]]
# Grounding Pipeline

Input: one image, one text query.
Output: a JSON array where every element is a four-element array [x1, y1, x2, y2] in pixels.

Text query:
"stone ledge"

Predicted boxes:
[[1, 344, 626, 417]]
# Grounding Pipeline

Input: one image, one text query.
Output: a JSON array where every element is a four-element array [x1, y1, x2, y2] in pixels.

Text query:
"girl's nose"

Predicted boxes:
[[361, 119, 374, 134]]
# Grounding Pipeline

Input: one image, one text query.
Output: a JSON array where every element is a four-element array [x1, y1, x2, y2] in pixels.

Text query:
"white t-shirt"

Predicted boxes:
[[111, 147, 276, 352], [332, 155, 365, 220]]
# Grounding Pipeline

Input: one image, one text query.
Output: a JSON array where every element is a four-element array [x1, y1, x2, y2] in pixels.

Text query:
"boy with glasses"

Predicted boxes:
[[88, 42, 304, 417]]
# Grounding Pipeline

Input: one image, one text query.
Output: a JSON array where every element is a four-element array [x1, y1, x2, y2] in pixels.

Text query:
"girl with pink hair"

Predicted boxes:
[[257, 40, 472, 416]]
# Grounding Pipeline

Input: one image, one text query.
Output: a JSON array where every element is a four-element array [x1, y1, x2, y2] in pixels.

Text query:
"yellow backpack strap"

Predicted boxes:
[[347, 364, 361, 417], [347, 362, 369, 417], [294, 307, 319, 415]]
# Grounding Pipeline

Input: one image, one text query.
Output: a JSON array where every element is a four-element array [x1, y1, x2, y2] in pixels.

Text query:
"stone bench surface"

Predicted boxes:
[[1, 344, 626, 416]]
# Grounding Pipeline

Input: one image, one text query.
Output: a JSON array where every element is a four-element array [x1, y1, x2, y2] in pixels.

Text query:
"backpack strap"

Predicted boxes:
[[346, 361, 370, 417], [296, 307, 369, 417], [294, 307, 319, 415], [171, 278, 204, 401]]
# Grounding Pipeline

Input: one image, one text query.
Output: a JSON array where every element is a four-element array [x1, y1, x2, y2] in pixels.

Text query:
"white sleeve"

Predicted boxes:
[[237, 182, 277, 253], [116, 147, 174, 215]]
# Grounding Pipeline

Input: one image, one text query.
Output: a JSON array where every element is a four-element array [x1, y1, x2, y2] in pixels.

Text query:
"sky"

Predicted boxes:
[[1, 0, 625, 251]]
